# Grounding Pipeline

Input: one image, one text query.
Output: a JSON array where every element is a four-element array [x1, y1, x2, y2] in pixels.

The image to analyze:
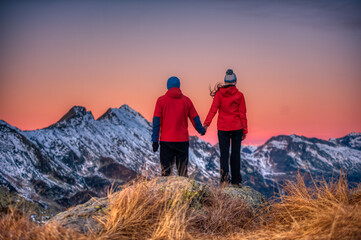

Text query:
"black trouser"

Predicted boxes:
[[218, 129, 243, 184], [160, 141, 189, 177]]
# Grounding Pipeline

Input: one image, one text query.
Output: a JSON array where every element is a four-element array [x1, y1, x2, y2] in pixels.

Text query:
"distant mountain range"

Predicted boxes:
[[1, 105, 360, 212]]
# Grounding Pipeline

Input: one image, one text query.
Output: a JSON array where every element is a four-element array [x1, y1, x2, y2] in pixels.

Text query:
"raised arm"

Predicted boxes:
[[203, 91, 221, 127]]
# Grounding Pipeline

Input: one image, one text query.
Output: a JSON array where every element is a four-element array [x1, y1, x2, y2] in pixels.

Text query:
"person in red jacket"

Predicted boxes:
[[152, 76, 205, 177], [204, 69, 248, 187]]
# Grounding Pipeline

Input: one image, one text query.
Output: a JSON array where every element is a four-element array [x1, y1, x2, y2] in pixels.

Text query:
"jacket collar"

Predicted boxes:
[[219, 85, 238, 97], [166, 87, 183, 99]]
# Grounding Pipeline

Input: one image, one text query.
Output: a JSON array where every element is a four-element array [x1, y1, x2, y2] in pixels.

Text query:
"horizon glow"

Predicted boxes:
[[1, 0, 361, 145]]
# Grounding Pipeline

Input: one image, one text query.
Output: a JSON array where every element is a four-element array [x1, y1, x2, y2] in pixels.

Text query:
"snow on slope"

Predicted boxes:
[[1, 105, 360, 210], [253, 134, 361, 186], [0, 105, 222, 209]]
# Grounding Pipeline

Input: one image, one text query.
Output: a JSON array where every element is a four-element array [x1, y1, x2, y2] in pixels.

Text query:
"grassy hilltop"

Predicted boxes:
[[1, 174, 360, 240]]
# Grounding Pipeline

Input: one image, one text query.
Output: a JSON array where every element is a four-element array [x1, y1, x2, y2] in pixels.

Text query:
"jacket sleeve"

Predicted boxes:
[[204, 91, 221, 126], [188, 99, 205, 135], [152, 98, 162, 142], [239, 93, 248, 134]]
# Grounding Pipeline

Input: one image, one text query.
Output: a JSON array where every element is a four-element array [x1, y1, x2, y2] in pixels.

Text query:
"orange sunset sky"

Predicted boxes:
[[0, 0, 360, 145]]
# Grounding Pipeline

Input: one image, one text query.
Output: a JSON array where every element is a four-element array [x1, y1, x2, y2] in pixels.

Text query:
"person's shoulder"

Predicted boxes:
[[182, 94, 194, 105], [156, 95, 167, 103], [181, 94, 189, 99], [236, 88, 245, 97], [159, 93, 168, 99]]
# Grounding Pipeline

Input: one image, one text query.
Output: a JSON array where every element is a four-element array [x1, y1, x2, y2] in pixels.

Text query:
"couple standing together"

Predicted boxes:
[[152, 69, 248, 187]]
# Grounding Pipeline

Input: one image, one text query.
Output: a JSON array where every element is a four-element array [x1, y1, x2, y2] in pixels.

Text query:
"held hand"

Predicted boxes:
[[203, 125, 209, 132], [242, 133, 247, 141], [152, 142, 159, 152], [201, 125, 208, 136]]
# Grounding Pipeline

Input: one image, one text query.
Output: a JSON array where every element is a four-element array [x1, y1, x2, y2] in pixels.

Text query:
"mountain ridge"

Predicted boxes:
[[0, 105, 360, 215]]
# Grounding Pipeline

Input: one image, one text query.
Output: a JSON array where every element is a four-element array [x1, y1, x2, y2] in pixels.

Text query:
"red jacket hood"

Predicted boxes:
[[165, 87, 183, 99], [219, 86, 238, 97]]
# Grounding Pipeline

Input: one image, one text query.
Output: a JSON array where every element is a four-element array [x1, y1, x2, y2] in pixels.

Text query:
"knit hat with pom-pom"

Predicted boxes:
[[224, 69, 237, 85]]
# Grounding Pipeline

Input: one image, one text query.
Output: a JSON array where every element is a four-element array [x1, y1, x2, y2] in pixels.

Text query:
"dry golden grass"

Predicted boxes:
[[1, 173, 360, 240], [96, 178, 193, 240], [235, 173, 361, 240], [95, 178, 255, 240], [0, 207, 88, 240], [264, 174, 361, 240]]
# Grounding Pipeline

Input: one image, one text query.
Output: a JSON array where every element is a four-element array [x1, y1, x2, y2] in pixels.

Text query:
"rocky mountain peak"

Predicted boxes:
[[0, 119, 25, 132], [332, 132, 361, 151], [119, 105, 148, 121], [119, 104, 134, 112], [97, 105, 150, 128], [96, 108, 113, 121], [0, 120, 14, 129], [0, 104, 360, 216], [347, 132, 361, 137], [55, 106, 94, 126], [261, 135, 293, 150]]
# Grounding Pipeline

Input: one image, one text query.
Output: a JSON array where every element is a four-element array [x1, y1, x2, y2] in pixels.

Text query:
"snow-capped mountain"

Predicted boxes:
[[0, 105, 226, 211], [0, 105, 360, 211], [253, 134, 361, 187], [330, 132, 361, 151]]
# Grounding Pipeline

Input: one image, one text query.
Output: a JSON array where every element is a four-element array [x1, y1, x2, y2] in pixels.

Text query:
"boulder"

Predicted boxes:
[[48, 177, 265, 234], [223, 185, 265, 206], [48, 197, 108, 234]]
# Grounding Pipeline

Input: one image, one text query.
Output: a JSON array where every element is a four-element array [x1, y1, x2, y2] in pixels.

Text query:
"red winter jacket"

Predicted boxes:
[[152, 87, 204, 142], [204, 86, 248, 133]]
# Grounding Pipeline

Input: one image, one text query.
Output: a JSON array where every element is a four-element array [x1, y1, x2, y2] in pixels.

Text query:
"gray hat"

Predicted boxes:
[[224, 69, 237, 85]]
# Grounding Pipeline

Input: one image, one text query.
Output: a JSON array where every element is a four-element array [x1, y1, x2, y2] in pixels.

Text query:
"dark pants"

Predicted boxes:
[[160, 141, 189, 177], [218, 129, 243, 184]]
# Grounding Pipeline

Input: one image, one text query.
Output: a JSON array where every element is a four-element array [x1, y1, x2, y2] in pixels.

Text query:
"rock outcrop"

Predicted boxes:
[[49, 177, 265, 234]]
